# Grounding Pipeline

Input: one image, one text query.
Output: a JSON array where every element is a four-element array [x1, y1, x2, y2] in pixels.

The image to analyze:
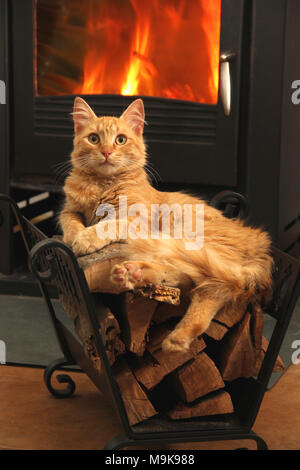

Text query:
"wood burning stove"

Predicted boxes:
[[12, 0, 243, 187], [0, 0, 299, 279]]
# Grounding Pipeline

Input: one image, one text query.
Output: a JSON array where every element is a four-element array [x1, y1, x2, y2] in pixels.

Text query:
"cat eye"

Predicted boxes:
[[88, 133, 100, 144], [115, 134, 127, 145]]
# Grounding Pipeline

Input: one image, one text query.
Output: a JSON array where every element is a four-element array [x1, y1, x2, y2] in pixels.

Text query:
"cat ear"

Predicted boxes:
[[121, 99, 145, 136], [73, 97, 96, 134]]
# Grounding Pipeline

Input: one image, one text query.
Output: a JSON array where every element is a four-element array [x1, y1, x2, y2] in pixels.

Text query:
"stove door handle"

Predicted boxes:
[[220, 52, 236, 116]]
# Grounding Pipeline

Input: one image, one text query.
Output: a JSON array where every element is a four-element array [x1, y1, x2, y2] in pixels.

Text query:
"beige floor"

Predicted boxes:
[[0, 363, 300, 450]]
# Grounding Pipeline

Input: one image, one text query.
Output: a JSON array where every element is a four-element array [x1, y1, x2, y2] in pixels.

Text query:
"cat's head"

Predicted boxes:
[[71, 97, 146, 177]]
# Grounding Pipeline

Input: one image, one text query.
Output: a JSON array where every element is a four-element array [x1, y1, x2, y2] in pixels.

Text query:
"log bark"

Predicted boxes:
[[83, 300, 125, 368], [134, 285, 181, 305], [122, 293, 158, 356]]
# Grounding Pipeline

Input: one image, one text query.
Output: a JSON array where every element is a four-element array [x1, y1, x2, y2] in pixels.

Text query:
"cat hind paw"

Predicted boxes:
[[161, 332, 191, 353], [110, 262, 143, 290]]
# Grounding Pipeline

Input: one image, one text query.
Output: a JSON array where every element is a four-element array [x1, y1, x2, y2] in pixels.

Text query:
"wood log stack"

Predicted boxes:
[[59, 245, 284, 427]]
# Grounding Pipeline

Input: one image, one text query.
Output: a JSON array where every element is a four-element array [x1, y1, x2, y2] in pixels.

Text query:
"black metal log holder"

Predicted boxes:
[[0, 192, 299, 450]]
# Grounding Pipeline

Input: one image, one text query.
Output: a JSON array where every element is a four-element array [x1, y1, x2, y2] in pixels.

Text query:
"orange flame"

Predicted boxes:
[[121, 18, 151, 95], [36, 0, 221, 104]]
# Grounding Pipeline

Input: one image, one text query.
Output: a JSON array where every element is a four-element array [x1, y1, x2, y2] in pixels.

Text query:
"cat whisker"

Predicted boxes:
[[145, 162, 161, 182], [52, 161, 73, 174], [54, 168, 72, 186], [144, 164, 161, 186]]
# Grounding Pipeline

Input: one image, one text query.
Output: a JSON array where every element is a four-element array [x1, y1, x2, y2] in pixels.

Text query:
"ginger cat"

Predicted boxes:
[[59, 97, 273, 353]]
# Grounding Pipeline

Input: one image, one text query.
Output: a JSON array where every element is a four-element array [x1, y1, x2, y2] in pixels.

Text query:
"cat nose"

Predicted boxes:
[[102, 151, 112, 160]]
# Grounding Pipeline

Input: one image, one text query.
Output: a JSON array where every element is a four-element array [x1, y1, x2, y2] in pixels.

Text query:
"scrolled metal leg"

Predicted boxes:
[[44, 357, 76, 398], [234, 431, 268, 450], [103, 434, 136, 450], [252, 434, 268, 450]]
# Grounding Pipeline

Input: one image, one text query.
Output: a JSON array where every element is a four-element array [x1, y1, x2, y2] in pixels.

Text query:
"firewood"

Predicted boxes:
[[97, 301, 121, 343], [171, 352, 225, 402], [168, 391, 234, 419], [78, 242, 131, 269], [84, 333, 126, 369], [84, 335, 102, 371], [83, 300, 125, 368], [255, 336, 285, 374], [134, 284, 181, 305], [219, 311, 258, 381], [132, 324, 206, 390], [152, 297, 189, 324], [59, 291, 123, 352], [93, 298, 125, 365], [122, 292, 158, 356], [250, 303, 264, 351], [205, 320, 229, 341], [214, 300, 248, 329], [112, 357, 157, 425], [147, 323, 205, 358]]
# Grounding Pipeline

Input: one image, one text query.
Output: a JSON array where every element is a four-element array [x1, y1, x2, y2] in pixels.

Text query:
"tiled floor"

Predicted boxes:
[[1, 363, 300, 450]]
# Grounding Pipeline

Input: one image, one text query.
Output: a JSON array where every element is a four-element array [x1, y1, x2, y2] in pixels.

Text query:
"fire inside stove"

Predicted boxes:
[[35, 0, 221, 104]]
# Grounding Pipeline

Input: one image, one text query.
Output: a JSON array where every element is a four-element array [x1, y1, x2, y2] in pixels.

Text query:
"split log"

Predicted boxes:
[[132, 324, 206, 390], [97, 302, 121, 344], [171, 352, 225, 403], [78, 242, 131, 270], [168, 391, 234, 419], [219, 307, 283, 381], [214, 300, 248, 329], [250, 304, 264, 351], [84, 333, 125, 369], [59, 290, 125, 366], [84, 335, 101, 371], [205, 320, 229, 341], [219, 311, 258, 381], [147, 323, 205, 358], [152, 297, 189, 324], [113, 357, 157, 425], [255, 336, 285, 374], [83, 301, 125, 368], [122, 293, 158, 356]]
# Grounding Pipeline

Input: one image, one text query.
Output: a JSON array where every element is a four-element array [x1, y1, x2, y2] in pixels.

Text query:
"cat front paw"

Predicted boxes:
[[111, 262, 143, 290], [72, 227, 109, 256]]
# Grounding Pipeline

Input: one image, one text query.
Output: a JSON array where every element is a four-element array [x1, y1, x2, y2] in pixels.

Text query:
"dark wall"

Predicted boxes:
[[0, 0, 12, 273], [278, 0, 300, 255], [240, 0, 300, 256]]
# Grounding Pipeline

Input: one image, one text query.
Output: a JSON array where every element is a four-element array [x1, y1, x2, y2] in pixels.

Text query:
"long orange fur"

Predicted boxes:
[[59, 97, 273, 352]]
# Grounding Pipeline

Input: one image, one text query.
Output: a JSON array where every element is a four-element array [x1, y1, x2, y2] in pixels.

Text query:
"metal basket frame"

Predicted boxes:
[[1, 192, 299, 450]]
